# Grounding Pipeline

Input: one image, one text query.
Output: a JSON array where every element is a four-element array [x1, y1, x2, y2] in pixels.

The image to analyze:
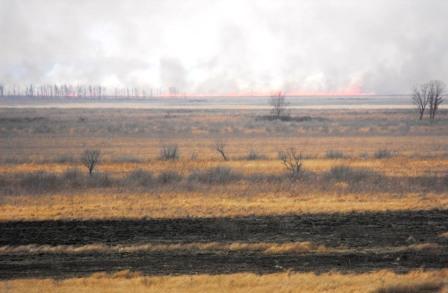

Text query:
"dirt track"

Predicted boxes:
[[1, 209, 447, 279]]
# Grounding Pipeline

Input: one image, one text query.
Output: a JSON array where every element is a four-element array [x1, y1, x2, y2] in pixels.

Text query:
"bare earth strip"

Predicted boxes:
[[0, 209, 447, 280]]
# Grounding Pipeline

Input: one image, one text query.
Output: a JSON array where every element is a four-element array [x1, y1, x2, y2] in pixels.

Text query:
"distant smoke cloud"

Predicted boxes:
[[1, 0, 448, 94], [159, 58, 187, 90]]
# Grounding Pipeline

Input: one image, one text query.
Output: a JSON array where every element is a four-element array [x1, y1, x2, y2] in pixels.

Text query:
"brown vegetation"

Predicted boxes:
[[0, 107, 447, 291], [1, 270, 447, 293]]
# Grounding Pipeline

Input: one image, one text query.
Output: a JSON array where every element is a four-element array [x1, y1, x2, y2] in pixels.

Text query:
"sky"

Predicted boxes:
[[0, 0, 447, 95]]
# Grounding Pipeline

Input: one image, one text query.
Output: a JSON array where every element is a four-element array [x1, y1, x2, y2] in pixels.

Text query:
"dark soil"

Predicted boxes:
[[0, 209, 447, 279]]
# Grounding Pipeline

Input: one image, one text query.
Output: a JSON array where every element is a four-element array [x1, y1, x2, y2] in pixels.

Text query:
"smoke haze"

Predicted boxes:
[[1, 0, 447, 94]]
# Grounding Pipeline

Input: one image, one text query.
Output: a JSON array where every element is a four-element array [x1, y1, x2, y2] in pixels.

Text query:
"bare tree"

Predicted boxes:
[[160, 144, 179, 160], [269, 92, 289, 120], [214, 140, 228, 161], [427, 80, 445, 120], [278, 148, 303, 178], [81, 149, 101, 175], [412, 83, 430, 120]]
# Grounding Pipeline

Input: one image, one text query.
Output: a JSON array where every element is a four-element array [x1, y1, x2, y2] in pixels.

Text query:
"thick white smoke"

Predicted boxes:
[[1, 0, 447, 95]]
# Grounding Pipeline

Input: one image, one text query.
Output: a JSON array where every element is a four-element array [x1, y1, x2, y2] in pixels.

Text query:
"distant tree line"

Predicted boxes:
[[0, 84, 178, 98]]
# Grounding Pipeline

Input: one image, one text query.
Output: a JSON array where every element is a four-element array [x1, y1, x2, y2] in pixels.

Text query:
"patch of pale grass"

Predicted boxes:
[[0, 242, 441, 256], [0, 241, 328, 255], [0, 191, 447, 221], [0, 269, 446, 293]]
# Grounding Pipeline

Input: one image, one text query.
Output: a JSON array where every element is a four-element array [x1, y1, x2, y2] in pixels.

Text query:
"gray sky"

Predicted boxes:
[[1, 0, 447, 95]]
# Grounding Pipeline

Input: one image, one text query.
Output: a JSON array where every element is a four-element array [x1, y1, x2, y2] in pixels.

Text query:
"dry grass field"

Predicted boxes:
[[0, 106, 447, 292], [2, 269, 448, 293]]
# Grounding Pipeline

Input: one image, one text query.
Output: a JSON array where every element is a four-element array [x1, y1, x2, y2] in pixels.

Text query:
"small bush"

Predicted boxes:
[[110, 155, 142, 163], [53, 154, 76, 164], [256, 115, 314, 122], [61, 168, 85, 188], [160, 145, 179, 161], [375, 282, 443, 293], [0, 175, 10, 193], [374, 149, 395, 159], [243, 150, 266, 160], [415, 174, 448, 191], [359, 152, 369, 159], [214, 141, 228, 161], [158, 171, 182, 184], [81, 149, 101, 175], [188, 167, 242, 184], [246, 170, 316, 185], [246, 172, 292, 183], [190, 151, 198, 161], [444, 174, 448, 186], [325, 150, 345, 159], [19, 171, 60, 193], [62, 168, 83, 178], [278, 148, 303, 179], [1, 157, 30, 164], [86, 172, 113, 188], [325, 166, 381, 183], [125, 169, 153, 187]]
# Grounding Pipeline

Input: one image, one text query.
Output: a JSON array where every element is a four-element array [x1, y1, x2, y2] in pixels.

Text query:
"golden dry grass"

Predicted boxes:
[[1, 269, 447, 293], [2, 135, 448, 162], [1, 155, 448, 177], [1, 191, 446, 221]]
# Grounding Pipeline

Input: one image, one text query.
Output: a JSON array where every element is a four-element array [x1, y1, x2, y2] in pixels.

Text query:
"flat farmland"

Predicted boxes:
[[0, 105, 447, 292]]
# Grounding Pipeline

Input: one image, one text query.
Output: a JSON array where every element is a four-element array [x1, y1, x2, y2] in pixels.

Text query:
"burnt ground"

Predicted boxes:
[[0, 209, 447, 279]]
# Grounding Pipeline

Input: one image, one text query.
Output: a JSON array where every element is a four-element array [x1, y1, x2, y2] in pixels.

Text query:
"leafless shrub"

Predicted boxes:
[[243, 149, 266, 160], [325, 150, 345, 159], [412, 80, 445, 120], [160, 145, 179, 161], [188, 167, 242, 184], [374, 149, 395, 159], [269, 92, 289, 120], [157, 171, 182, 184], [278, 148, 303, 178], [214, 140, 228, 161], [325, 166, 381, 183], [190, 151, 198, 161], [81, 149, 101, 175], [427, 80, 445, 120], [125, 169, 153, 187], [86, 172, 113, 188], [412, 83, 430, 120]]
